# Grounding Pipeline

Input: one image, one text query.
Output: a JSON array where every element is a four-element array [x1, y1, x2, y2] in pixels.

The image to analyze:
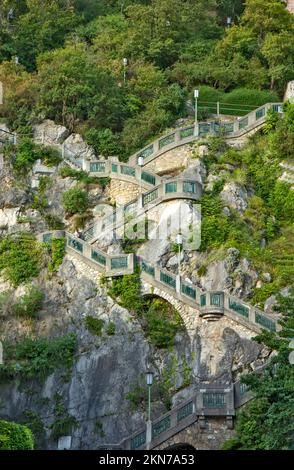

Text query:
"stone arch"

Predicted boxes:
[[164, 443, 196, 451], [141, 281, 200, 336]]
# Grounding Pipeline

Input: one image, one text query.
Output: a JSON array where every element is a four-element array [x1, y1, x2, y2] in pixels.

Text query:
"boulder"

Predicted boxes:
[[220, 181, 248, 212], [33, 120, 69, 146], [181, 159, 206, 188]]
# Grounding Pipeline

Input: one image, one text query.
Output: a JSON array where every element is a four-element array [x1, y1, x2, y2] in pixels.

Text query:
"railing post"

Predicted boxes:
[[217, 101, 220, 117], [176, 274, 181, 294], [62, 143, 65, 159], [153, 139, 159, 155], [13, 133, 17, 145], [194, 122, 199, 137], [175, 130, 181, 143]]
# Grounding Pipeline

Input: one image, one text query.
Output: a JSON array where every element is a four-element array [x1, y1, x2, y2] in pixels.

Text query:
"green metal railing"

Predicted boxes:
[[90, 162, 106, 172], [200, 294, 206, 307], [111, 257, 128, 270], [203, 392, 226, 408], [256, 107, 265, 120], [183, 181, 197, 194], [152, 416, 171, 439], [142, 260, 155, 277], [165, 182, 177, 193], [130, 431, 146, 450], [177, 402, 193, 422], [43, 233, 53, 244], [240, 383, 250, 396], [180, 127, 194, 139], [121, 165, 136, 177], [137, 144, 154, 163], [159, 133, 175, 149], [91, 249, 106, 266], [229, 299, 249, 318], [67, 237, 83, 253], [255, 312, 276, 332], [141, 171, 156, 186], [238, 117, 248, 130], [211, 293, 222, 307], [199, 123, 211, 135], [181, 283, 196, 300], [143, 189, 158, 206], [112, 163, 118, 173], [160, 271, 176, 289]]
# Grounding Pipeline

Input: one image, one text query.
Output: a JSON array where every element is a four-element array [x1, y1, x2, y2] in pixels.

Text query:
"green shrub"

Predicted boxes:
[[0, 420, 34, 450], [0, 333, 77, 382], [85, 316, 104, 336], [59, 166, 110, 187], [106, 322, 116, 336], [62, 187, 89, 215], [108, 273, 184, 349], [44, 214, 65, 230], [269, 181, 294, 223], [85, 128, 122, 158], [48, 238, 66, 272], [12, 285, 45, 319], [13, 138, 40, 172], [221, 88, 279, 116], [0, 234, 44, 287]]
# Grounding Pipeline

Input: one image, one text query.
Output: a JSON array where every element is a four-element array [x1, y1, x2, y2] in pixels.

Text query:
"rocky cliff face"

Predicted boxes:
[[0, 121, 275, 450]]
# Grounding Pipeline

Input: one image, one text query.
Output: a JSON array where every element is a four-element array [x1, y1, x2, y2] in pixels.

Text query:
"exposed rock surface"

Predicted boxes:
[[220, 182, 248, 212]]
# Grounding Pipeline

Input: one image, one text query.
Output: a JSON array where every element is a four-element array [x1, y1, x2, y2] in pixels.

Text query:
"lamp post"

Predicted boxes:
[[194, 89, 199, 136], [146, 369, 153, 449], [123, 57, 128, 85], [137, 156, 144, 208], [176, 233, 183, 293]]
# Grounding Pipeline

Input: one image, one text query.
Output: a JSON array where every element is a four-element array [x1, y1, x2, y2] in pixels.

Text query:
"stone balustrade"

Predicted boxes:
[[83, 177, 202, 244], [98, 380, 251, 450], [37, 231, 279, 336], [128, 103, 283, 167]]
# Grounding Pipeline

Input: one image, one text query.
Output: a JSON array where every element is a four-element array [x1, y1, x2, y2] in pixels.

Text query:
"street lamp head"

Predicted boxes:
[[138, 156, 144, 167], [123, 57, 128, 66], [194, 89, 199, 99], [176, 233, 183, 246], [146, 370, 153, 386]]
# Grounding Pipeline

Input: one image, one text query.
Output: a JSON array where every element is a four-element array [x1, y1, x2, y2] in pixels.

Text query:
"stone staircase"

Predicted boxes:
[[95, 380, 253, 450]]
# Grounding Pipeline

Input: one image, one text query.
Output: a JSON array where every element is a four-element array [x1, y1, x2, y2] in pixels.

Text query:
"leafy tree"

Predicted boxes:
[[62, 187, 89, 214], [37, 46, 125, 131], [13, 0, 79, 71], [210, 0, 294, 91]]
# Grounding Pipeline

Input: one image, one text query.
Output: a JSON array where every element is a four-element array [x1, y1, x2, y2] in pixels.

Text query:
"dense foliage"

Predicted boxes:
[[0, 333, 77, 382], [0, 234, 44, 286], [0, 419, 34, 450], [0, 1, 292, 158], [223, 289, 294, 450], [108, 271, 184, 348], [197, 104, 294, 304], [62, 187, 89, 215]]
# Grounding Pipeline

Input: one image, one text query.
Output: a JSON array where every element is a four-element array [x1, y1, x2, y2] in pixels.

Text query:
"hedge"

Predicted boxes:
[[0, 420, 34, 450]]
